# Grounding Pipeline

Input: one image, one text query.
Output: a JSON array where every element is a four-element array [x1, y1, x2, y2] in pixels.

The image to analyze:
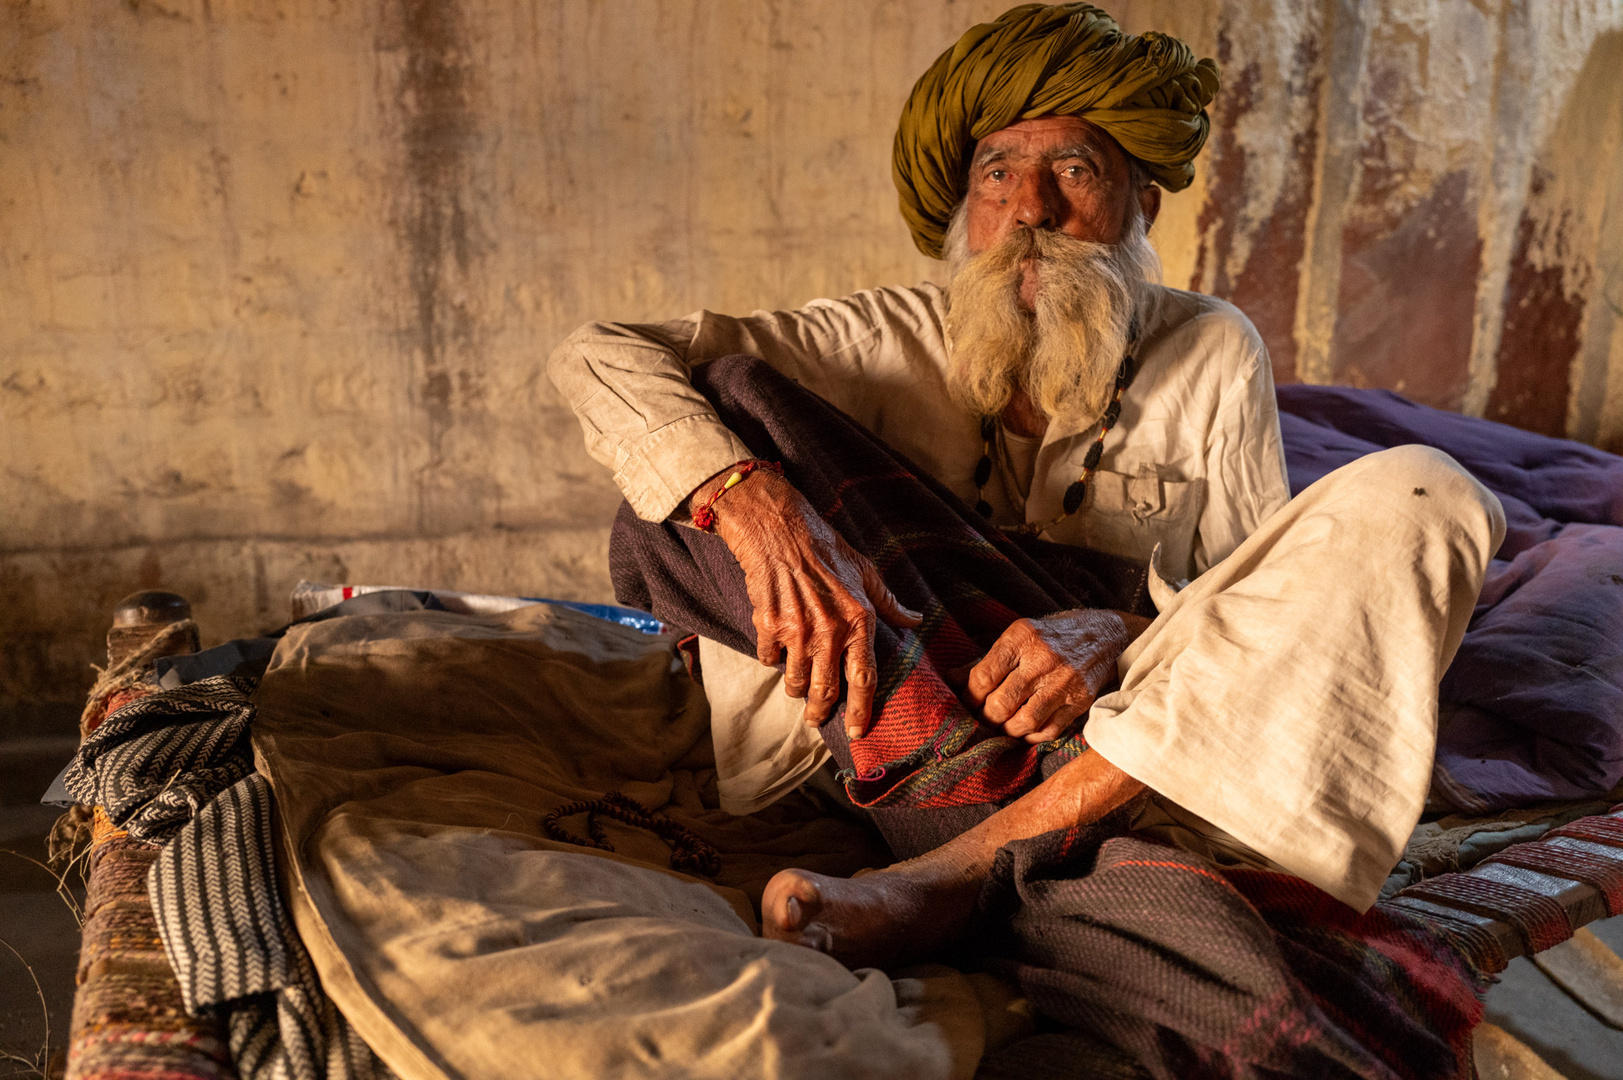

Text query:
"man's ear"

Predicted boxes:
[[1139, 183, 1162, 231]]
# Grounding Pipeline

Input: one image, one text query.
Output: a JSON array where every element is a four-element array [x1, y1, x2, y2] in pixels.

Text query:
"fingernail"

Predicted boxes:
[[846, 726, 862, 741]]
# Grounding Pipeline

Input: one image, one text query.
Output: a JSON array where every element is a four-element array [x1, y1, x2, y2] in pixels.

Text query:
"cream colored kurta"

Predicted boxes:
[[548, 283, 1501, 911], [548, 281, 1291, 580]]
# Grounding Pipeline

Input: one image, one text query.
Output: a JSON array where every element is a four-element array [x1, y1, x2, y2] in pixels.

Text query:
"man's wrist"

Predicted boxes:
[[683, 467, 739, 518], [708, 469, 787, 535], [682, 460, 785, 531], [1038, 607, 1150, 652]]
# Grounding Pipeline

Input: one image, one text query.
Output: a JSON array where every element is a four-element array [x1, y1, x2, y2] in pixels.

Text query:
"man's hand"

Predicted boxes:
[[967, 609, 1153, 743], [699, 468, 923, 739]]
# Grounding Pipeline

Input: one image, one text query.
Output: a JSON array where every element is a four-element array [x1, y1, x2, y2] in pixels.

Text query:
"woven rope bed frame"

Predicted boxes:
[[60, 589, 1623, 1080]]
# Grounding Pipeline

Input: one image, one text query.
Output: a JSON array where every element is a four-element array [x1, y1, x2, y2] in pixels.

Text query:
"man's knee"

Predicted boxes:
[[1335, 444, 1506, 553]]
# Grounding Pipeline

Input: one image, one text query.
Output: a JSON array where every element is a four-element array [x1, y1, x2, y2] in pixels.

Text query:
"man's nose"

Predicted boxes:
[[1013, 171, 1058, 229]]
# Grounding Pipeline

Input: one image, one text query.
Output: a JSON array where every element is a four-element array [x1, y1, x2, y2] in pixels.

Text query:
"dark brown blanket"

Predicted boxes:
[[972, 824, 1484, 1079]]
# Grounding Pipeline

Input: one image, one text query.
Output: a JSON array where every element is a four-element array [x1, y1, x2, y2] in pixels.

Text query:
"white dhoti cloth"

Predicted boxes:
[[1089, 444, 1504, 910], [705, 445, 1505, 913]]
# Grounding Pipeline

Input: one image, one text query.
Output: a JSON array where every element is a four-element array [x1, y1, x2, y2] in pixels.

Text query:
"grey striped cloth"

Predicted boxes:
[[64, 675, 258, 842], [151, 775, 393, 1080], [66, 676, 394, 1080]]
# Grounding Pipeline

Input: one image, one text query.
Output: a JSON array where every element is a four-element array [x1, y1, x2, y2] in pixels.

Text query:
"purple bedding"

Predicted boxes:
[[1277, 385, 1623, 812]]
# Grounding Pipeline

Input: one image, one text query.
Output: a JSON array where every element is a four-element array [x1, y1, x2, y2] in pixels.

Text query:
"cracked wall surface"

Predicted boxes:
[[4, 0, 1622, 727]]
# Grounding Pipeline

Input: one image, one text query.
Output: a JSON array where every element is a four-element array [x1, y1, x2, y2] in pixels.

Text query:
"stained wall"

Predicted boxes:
[[4, 0, 1622, 728]]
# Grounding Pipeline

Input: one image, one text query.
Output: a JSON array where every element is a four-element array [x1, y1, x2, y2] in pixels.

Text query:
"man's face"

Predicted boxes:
[[963, 116, 1157, 309], [942, 114, 1162, 428]]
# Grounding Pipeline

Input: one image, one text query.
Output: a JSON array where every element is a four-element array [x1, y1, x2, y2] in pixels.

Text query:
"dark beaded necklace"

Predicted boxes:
[[543, 790, 722, 877], [973, 344, 1137, 537]]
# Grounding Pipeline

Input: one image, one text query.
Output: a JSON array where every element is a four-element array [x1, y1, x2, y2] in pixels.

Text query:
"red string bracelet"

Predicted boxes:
[[691, 460, 782, 531]]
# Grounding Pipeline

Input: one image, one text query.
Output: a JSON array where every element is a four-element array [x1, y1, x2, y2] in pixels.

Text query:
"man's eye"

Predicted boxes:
[[988, 169, 1008, 182]]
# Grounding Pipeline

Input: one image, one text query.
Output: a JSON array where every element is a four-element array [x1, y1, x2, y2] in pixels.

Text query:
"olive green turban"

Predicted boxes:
[[893, 3, 1220, 258]]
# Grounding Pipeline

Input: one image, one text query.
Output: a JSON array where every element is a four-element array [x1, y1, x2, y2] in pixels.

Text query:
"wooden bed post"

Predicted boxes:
[[80, 590, 200, 736], [66, 590, 236, 1080], [106, 590, 195, 663]]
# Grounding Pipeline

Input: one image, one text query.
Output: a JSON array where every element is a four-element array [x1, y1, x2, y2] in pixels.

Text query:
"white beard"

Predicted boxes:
[[942, 204, 1159, 428]]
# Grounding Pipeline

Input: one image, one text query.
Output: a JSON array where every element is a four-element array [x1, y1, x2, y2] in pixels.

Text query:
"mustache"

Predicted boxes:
[[1001, 227, 1114, 268], [946, 223, 1117, 285]]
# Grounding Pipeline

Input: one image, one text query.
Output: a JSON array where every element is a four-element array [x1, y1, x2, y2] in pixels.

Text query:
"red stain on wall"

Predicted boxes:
[[1485, 188, 1588, 437], [1192, 30, 1322, 387], [1331, 170, 1482, 410]]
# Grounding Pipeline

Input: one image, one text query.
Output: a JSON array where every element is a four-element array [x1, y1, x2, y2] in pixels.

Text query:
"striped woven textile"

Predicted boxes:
[[64, 676, 257, 842], [65, 676, 392, 1080], [151, 775, 391, 1080], [1382, 803, 1623, 973]]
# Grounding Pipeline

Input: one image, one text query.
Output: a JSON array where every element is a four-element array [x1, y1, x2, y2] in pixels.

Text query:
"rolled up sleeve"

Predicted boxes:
[[547, 286, 941, 522], [548, 322, 754, 522]]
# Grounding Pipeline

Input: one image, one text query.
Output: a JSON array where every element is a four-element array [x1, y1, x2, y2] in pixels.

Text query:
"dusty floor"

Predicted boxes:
[[2, 743, 1621, 1079], [1, 798, 80, 1080]]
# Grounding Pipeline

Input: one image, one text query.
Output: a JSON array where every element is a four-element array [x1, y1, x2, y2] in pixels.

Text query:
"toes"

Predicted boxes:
[[775, 888, 833, 953], [763, 870, 823, 940], [798, 921, 834, 954]]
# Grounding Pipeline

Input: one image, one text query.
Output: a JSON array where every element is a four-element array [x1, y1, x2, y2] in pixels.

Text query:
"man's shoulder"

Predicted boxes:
[[1143, 284, 1265, 354], [1141, 285, 1271, 392], [802, 281, 948, 327]]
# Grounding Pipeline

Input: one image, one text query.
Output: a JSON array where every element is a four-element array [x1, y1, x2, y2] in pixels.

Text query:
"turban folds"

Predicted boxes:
[[893, 3, 1220, 258]]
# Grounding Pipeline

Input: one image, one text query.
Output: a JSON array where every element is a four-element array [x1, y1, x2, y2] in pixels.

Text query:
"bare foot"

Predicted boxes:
[[761, 750, 1147, 968], [760, 862, 981, 969]]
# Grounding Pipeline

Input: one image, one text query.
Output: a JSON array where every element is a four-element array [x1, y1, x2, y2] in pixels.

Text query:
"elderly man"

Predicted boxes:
[[549, 3, 1503, 970]]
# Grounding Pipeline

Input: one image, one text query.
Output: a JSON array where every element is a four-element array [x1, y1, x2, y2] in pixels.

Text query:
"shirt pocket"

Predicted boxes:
[[1075, 466, 1207, 582]]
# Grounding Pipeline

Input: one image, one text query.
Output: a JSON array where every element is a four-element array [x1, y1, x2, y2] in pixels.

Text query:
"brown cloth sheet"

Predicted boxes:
[[251, 603, 991, 1080]]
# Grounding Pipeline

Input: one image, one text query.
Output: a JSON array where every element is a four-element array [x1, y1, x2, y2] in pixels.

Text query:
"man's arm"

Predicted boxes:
[[548, 297, 932, 734], [548, 318, 757, 523], [548, 287, 944, 522]]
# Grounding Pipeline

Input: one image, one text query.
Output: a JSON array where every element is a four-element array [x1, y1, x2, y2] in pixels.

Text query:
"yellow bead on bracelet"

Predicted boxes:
[[691, 459, 783, 531]]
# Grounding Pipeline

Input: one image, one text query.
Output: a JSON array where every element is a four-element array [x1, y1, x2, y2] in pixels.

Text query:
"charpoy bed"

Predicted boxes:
[[55, 385, 1623, 1080]]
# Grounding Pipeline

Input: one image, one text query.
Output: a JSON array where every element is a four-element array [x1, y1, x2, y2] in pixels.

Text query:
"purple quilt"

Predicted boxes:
[[1278, 385, 1623, 812]]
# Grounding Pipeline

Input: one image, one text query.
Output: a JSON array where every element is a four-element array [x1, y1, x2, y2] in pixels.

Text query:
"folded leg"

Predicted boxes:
[[608, 356, 1139, 857], [765, 444, 1504, 962], [1088, 443, 1506, 910]]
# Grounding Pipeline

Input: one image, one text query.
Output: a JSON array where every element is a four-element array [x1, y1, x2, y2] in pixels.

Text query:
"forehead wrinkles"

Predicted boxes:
[[971, 134, 1108, 170]]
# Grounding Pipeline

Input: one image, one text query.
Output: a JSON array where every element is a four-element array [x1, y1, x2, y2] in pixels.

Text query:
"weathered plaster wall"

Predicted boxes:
[[1186, 0, 1623, 426], [4, 0, 1622, 728]]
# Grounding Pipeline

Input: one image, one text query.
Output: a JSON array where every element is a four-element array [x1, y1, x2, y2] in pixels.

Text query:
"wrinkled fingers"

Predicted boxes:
[[1006, 675, 1088, 741], [967, 626, 1026, 706], [782, 629, 813, 701], [801, 630, 844, 726], [982, 661, 1041, 727], [841, 616, 879, 740]]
